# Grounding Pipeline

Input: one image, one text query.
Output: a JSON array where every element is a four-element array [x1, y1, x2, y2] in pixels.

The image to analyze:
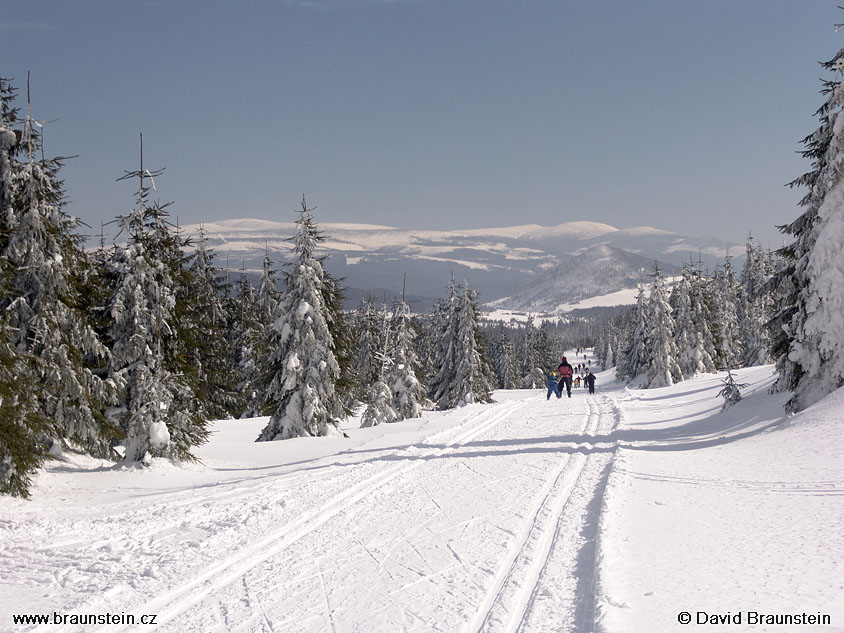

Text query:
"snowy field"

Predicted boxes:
[[1, 359, 842, 633]]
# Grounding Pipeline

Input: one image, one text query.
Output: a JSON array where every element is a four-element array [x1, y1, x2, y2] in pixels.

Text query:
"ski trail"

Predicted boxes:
[[76, 399, 530, 633], [465, 393, 619, 633], [466, 396, 603, 633]]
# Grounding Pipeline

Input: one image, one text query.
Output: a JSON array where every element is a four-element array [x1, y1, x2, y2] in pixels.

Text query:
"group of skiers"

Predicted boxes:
[[546, 355, 596, 399]]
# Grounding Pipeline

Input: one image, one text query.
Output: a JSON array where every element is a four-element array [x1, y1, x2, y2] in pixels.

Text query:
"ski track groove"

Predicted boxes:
[[73, 399, 531, 633], [466, 393, 617, 633]]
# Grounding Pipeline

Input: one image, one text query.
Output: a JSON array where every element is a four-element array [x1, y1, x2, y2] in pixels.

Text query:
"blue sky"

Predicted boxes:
[[2, 0, 841, 247]]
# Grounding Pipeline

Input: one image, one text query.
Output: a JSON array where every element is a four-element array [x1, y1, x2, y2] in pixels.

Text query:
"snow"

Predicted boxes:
[[148, 421, 170, 450], [2, 360, 842, 633], [596, 367, 844, 633], [483, 278, 683, 320]]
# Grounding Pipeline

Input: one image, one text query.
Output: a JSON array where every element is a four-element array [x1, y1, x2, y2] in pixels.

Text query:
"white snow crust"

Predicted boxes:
[[1, 359, 841, 633]]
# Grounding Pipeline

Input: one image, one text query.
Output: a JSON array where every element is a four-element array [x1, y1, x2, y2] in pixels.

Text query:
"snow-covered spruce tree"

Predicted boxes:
[[670, 270, 695, 378], [427, 279, 457, 403], [537, 321, 558, 370], [0, 83, 51, 496], [738, 235, 772, 367], [257, 197, 346, 440], [493, 327, 521, 389], [712, 256, 742, 369], [616, 285, 649, 381], [106, 160, 209, 464], [645, 266, 682, 388], [322, 267, 356, 414], [775, 37, 844, 410], [430, 278, 494, 409], [718, 370, 749, 411], [360, 313, 398, 427], [519, 316, 545, 388], [0, 77, 18, 232], [385, 299, 429, 418], [352, 297, 385, 402], [672, 267, 716, 379], [232, 267, 262, 417], [1, 81, 115, 455], [182, 228, 240, 419], [0, 296, 49, 497], [240, 252, 281, 416], [688, 267, 717, 374]]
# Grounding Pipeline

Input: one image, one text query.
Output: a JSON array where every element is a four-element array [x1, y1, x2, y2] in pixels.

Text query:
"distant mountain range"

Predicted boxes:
[[184, 219, 741, 313]]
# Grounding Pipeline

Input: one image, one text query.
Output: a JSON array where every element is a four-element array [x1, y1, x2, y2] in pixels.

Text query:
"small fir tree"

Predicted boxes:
[[385, 299, 429, 419], [718, 369, 749, 411], [360, 314, 398, 427], [257, 197, 346, 440]]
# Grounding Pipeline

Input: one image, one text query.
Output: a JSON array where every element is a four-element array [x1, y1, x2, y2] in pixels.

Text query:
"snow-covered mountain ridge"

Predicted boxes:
[[185, 218, 740, 310]]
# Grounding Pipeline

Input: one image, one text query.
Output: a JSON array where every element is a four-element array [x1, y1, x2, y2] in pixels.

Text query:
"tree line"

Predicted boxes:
[[5, 22, 844, 495], [595, 239, 775, 388], [1, 75, 591, 497], [598, 27, 844, 415]]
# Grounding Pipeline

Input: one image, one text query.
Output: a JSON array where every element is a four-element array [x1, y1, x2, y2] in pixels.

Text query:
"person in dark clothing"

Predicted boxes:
[[585, 372, 596, 394], [546, 371, 562, 399], [557, 356, 574, 398]]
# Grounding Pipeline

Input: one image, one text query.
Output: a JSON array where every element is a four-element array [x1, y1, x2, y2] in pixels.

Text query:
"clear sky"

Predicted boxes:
[[2, 0, 841, 247]]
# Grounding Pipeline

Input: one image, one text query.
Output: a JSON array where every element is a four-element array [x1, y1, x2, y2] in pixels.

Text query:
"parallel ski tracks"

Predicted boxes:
[[466, 394, 616, 633], [80, 399, 531, 633]]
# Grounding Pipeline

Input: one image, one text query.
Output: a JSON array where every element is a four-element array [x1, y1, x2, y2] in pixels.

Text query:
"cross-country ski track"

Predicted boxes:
[[6, 365, 843, 633], [11, 391, 621, 633]]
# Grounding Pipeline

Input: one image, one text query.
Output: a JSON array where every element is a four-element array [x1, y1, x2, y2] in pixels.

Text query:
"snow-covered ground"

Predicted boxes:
[[2, 358, 842, 633]]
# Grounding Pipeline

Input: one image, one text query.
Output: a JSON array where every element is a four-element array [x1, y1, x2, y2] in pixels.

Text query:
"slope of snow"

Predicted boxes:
[[2, 360, 839, 633], [596, 366, 844, 633]]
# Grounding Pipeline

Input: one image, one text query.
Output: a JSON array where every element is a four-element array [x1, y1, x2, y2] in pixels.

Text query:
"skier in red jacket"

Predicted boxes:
[[557, 356, 574, 398]]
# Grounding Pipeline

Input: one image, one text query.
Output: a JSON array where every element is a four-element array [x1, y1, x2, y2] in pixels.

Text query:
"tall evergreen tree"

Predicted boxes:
[[360, 313, 397, 428], [673, 267, 716, 378], [105, 151, 208, 463], [712, 256, 742, 369], [385, 299, 429, 418], [352, 297, 385, 402], [430, 278, 494, 409], [739, 235, 772, 367], [0, 292, 48, 497], [493, 327, 521, 389], [257, 197, 346, 440], [645, 266, 682, 388], [232, 267, 262, 417], [241, 252, 281, 416], [616, 285, 649, 381], [775, 37, 844, 410], [0, 79, 50, 496], [1, 78, 114, 455], [0, 77, 17, 232], [183, 228, 240, 419], [519, 316, 545, 388]]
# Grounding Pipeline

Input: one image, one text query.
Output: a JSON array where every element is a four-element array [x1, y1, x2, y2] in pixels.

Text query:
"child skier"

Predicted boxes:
[[546, 371, 562, 399]]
